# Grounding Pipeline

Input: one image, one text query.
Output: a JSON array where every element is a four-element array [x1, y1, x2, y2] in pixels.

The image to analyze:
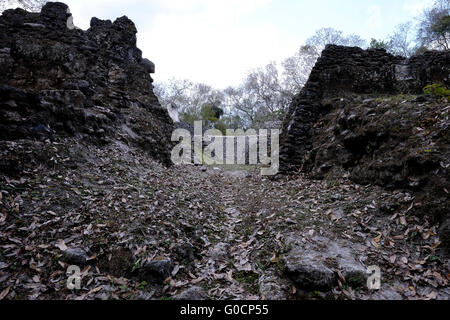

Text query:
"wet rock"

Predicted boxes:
[[172, 286, 207, 300], [139, 259, 173, 283], [62, 248, 89, 265], [283, 236, 367, 291]]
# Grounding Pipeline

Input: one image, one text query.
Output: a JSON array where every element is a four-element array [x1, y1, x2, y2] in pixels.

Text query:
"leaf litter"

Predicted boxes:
[[0, 137, 448, 300]]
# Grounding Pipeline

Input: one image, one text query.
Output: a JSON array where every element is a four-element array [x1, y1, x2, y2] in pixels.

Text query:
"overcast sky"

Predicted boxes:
[[57, 1, 431, 88]]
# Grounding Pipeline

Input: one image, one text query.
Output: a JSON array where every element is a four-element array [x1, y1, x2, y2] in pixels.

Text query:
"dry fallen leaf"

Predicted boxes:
[[55, 239, 67, 251], [191, 277, 204, 284], [0, 286, 11, 300], [87, 286, 102, 295], [171, 265, 180, 277], [270, 253, 279, 263], [399, 216, 407, 226], [225, 270, 233, 282], [426, 291, 438, 300], [390, 255, 397, 264]]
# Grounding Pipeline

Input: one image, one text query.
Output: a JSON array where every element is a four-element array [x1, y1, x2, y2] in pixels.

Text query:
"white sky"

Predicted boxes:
[[41, 1, 433, 88]]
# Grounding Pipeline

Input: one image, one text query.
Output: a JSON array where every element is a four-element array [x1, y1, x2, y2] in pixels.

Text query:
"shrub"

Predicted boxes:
[[423, 83, 450, 98]]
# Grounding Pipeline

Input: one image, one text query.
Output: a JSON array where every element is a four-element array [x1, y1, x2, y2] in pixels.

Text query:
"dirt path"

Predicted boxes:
[[0, 139, 449, 300], [189, 167, 450, 300]]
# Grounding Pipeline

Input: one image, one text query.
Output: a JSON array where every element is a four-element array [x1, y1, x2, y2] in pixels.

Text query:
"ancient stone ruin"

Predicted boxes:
[[0, 2, 174, 165], [280, 45, 449, 172], [0, 2, 449, 302], [279, 45, 450, 248]]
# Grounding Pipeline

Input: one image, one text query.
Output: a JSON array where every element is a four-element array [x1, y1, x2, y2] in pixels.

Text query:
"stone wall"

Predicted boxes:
[[0, 2, 174, 165], [279, 45, 450, 249], [280, 45, 450, 172]]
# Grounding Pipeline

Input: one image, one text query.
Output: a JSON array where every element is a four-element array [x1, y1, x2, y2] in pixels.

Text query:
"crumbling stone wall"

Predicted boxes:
[[0, 2, 174, 165], [280, 45, 450, 172], [279, 45, 450, 249]]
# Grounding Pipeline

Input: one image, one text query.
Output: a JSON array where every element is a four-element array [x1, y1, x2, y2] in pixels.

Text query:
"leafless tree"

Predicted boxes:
[[306, 27, 367, 53], [1, 0, 47, 13], [224, 62, 292, 127], [387, 22, 417, 57], [224, 86, 258, 127], [153, 78, 194, 112], [282, 45, 319, 93], [154, 78, 227, 125]]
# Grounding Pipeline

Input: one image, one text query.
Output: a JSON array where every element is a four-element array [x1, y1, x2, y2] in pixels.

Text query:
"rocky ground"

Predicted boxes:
[[0, 136, 448, 300], [1, 3, 448, 302]]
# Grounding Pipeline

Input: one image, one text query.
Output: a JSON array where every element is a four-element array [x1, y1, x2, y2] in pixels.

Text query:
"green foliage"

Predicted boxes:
[[369, 38, 389, 50], [180, 102, 246, 134], [423, 83, 450, 98], [432, 15, 450, 34], [137, 281, 148, 290], [417, 1, 450, 50], [180, 107, 200, 124], [200, 104, 223, 123], [181, 103, 224, 127]]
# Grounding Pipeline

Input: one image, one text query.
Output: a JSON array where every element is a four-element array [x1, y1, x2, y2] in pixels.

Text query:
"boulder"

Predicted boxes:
[[283, 236, 367, 291], [141, 58, 155, 74], [174, 242, 195, 262], [62, 248, 89, 265], [40, 2, 71, 29]]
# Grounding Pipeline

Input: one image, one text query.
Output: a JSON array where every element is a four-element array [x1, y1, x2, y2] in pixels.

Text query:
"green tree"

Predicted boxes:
[[417, 0, 450, 50], [369, 38, 389, 50]]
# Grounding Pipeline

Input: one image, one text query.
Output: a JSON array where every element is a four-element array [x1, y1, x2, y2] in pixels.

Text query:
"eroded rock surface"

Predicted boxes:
[[279, 45, 450, 250], [283, 235, 367, 290], [0, 2, 173, 166]]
